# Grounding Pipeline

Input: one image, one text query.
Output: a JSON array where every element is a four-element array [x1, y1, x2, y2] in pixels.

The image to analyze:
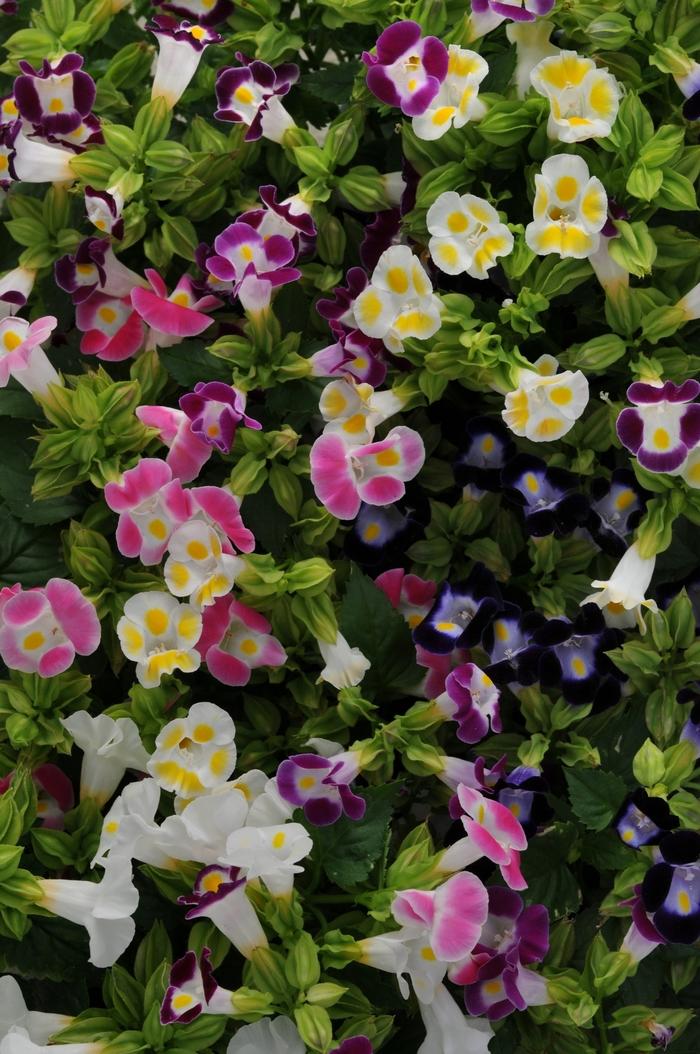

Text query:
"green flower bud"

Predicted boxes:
[[294, 1005, 333, 1053], [306, 982, 348, 1007], [286, 558, 334, 595], [608, 220, 657, 278], [103, 1030, 149, 1054], [134, 97, 172, 150], [567, 334, 626, 371], [337, 166, 392, 211], [478, 98, 543, 146], [290, 592, 338, 643], [293, 146, 331, 180], [268, 463, 303, 518], [230, 986, 275, 1017], [317, 214, 347, 266], [337, 687, 377, 726], [286, 931, 321, 991], [144, 140, 193, 171], [248, 946, 290, 1002], [587, 14, 634, 49], [69, 148, 120, 186]]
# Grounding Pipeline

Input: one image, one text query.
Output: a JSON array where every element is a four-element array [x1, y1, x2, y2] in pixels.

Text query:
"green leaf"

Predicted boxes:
[[158, 341, 233, 387], [0, 506, 66, 587], [0, 915, 92, 982], [299, 62, 362, 104], [520, 823, 581, 919], [312, 782, 403, 889], [564, 768, 627, 832], [0, 420, 85, 526]]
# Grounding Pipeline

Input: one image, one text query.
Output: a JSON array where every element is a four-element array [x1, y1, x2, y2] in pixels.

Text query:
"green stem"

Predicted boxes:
[[595, 1008, 611, 1054]]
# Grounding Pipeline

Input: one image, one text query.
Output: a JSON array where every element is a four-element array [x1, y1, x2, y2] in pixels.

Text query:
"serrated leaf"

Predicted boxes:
[[312, 782, 403, 889], [564, 768, 627, 832]]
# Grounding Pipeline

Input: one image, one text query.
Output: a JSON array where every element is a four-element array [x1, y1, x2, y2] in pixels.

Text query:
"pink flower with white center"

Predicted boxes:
[[55, 237, 144, 304], [164, 520, 243, 608], [206, 220, 300, 314], [179, 864, 268, 958], [189, 484, 255, 553], [135, 405, 212, 483], [0, 265, 36, 320], [196, 597, 287, 687], [103, 457, 192, 565], [180, 380, 261, 454], [130, 270, 222, 349], [75, 292, 145, 361], [85, 186, 123, 239], [443, 784, 528, 890], [310, 425, 425, 520], [0, 315, 60, 397], [434, 663, 502, 744], [13, 53, 96, 138], [0, 579, 100, 678], [616, 379, 700, 474], [240, 184, 316, 255], [375, 567, 437, 630], [148, 17, 223, 109], [214, 53, 298, 142], [362, 20, 448, 117]]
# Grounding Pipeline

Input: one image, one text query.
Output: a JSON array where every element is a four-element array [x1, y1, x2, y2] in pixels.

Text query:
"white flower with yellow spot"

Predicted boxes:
[[525, 154, 608, 259], [148, 701, 236, 799], [319, 377, 404, 445], [91, 779, 174, 870], [354, 245, 442, 354], [427, 191, 514, 279], [502, 354, 589, 442], [581, 543, 658, 632], [117, 591, 202, 689], [317, 631, 371, 690], [530, 51, 620, 143], [412, 46, 488, 141], [681, 446, 700, 489], [164, 521, 243, 609], [223, 822, 313, 897]]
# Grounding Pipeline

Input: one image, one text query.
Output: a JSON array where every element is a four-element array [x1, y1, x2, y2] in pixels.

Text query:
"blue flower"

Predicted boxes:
[[501, 453, 587, 537], [412, 564, 501, 655]]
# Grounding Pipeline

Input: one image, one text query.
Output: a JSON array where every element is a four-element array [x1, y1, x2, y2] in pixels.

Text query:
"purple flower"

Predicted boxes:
[[148, 17, 223, 109], [641, 831, 700, 944], [0, 1, 19, 14], [214, 52, 298, 142], [55, 237, 142, 304], [412, 564, 501, 655], [179, 381, 261, 453], [454, 416, 515, 495], [680, 687, 700, 758], [14, 53, 96, 137], [240, 184, 316, 256], [276, 752, 366, 827], [45, 111, 103, 152], [85, 186, 124, 240], [154, 0, 234, 26], [501, 453, 587, 537], [179, 864, 268, 958], [435, 662, 502, 744], [481, 603, 545, 687], [492, 766, 552, 838], [161, 948, 233, 1024], [360, 209, 402, 272], [206, 220, 300, 313], [531, 603, 623, 707], [617, 379, 700, 474], [615, 789, 677, 849], [331, 1040, 373, 1054], [362, 20, 448, 117], [462, 944, 550, 1019], [588, 468, 647, 557], [309, 325, 387, 387], [317, 267, 369, 330], [471, 0, 554, 23]]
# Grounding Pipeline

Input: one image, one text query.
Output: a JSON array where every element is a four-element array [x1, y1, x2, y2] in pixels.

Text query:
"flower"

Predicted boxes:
[[418, 985, 494, 1054], [0, 123, 75, 183], [75, 292, 145, 361], [308, 326, 387, 388], [148, 17, 223, 109], [375, 567, 436, 629], [276, 751, 366, 826], [530, 51, 620, 142], [157, 0, 233, 25], [502, 355, 589, 442], [104, 458, 192, 565], [226, 1017, 304, 1054], [0, 975, 73, 1043], [0, 315, 60, 397], [146, 700, 235, 799], [615, 790, 677, 849], [161, 948, 235, 1024], [189, 484, 255, 553], [616, 379, 700, 474], [196, 597, 287, 686], [453, 416, 515, 495], [681, 445, 700, 488], [179, 865, 268, 957], [641, 831, 700, 944], [446, 784, 528, 890], [531, 603, 623, 706], [310, 425, 425, 520], [500, 453, 587, 536], [205, 220, 300, 314], [223, 821, 313, 897], [116, 591, 202, 688], [317, 631, 371, 689], [135, 405, 213, 483], [525, 154, 608, 257], [481, 603, 545, 687], [450, 886, 549, 988], [60, 711, 149, 806], [180, 381, 261, 453], [413, 45, 488, 140], [582, 542, 658, 631], [462, 944, 550, 1019], [214, 54, 298, 142], [84, 184, 123, 238], [346, 503, 418, 567], [13, 54, 95, 138], [91, 779, 173, 869], [362, 20, 448, 117], [239, 184, 316, 254], [164, 520, 243, 608], [0, 265, 36, 320], [55, 237, 143, 304], [434, 663, 501, 744], [506, 17, 558, 98], [130, 270, 222, 347], [412, 565, 501, 655], [353, 245, 442, 354], [0, 578, 100, 678], [319, 377, 403, 446], [587, 469, 647, 556], [427, 191, 513, 278]]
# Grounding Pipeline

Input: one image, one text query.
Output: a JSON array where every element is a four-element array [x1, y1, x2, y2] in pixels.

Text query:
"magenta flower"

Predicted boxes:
[[310, 425, 425, 520], [189, 485, 255, 553], [449, 886, 549, 986], [148, 17, 223, 109], [13, 53, 95, 137], [0, 1, 19, 14], [331, 1041, 373, 1054], [276, 752, 366, 826], [463, 944, 550, 1019], [197, 597, 287, 686], [130, 270, 222, 346], [450, 784, 528, 890], [616, 379, 700, 474], [85, 186, 123, 239], [103, 457, 192, 565], [471, 0, 554, 24], [206, 220, 300, 314], [362, 21, 448, 117], [136, 405, 213, 483], [435, 663, 502, 744], [310, 325, 387, 387], [0, 763, 74, 829], [0, 314, 59, 397], [160, 948, 234, 1025], [0, 579, 100, 678], [55, 238, 143, 304], [180, 381, 261, 454], [375, 567, 437, 629], [75, 292, 145, 361], [240, 184, 316, 255], [156, 0, 234, 26], [214, 52, 298, 142]]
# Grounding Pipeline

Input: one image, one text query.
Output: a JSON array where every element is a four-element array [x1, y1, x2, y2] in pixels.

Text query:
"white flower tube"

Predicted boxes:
[[0, 977, 73, 1044], [60, 712, 150, 806], [317, 631, 371, 689], [581, 542, 657, 630], [12, 132, 75, 183]]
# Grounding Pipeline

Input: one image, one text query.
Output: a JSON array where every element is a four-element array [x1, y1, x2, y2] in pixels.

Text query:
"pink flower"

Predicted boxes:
[[310, 425, 425, 520], [197, 597, 286, 686], [0, 314, 59, 396], [136, 405, 212, 483], [75, 292, 145, 361], [189, 485, 255, 554], [0, 579, 100, 677], [104, 457, 192, 565], [375, 567, 436, 629], [447, 785, 528, 890], [130, 270, 222, 348], [392, 871, 489, 963], [434, 663, 502, 744]]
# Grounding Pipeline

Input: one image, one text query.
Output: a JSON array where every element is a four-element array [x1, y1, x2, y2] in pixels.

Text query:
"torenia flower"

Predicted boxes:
[[60, 712, 149, 806], [179, 865, 268, 957], [136, 405, 212, 483], [427, 192, 513, 278], [197, 597, 287, 687], [506, 18, 558, 98], [0, 975, 73, 1043], [502, 355, 589, 442], [0, 315, 60, 397], [276, 751, 366, 826], [130, 270, 221, 347], [75, 292, 145, 361], [615, 789, 677, 850], [55, 237, 144, 304], [681, 446, 700, 489], [91, 779, 172, 869], [13, 54, 95, 137], [616, 379, 700, 474], [104, 458, 192, 565], [0, 123, 75, 183], [309, 326, 387, 387], [581, 542, 657, 631], [354, 245, 442, 354], [164, 521, 243, 608], [0, 578, 99, 677], [412, 46, 488, 140], [239, 184, 316, 254], [117, 591, 202, 688], [443, 784, 528, 890], [180, 381, 261, 453], [148, 17, 223, 109], [227, 1018, 304, 1054], [206, 221, 300, 313], [319, 377, 403, 445], [471, 0, 554, 30], [0, 265, 36, 319], [158, 0, 234, 25], [530, 51, 620, 142], [641, 831, 700, 944], [362, 20, 448, 117], [223, 822, 313, 897], [419, 985, 494, 1054], [310, 425, 425, 520], [214, 53, 298, 142], [148, 701, 236, 798], [500, 453, 587, 536], [463, 946, 551, 1019], [84, 186, 123, 239], [525, 155, 608, 258], [413, 565, 501, 655], [434, 663, 501, 744], [318, 631, 371, 689], [161, 948, 236, 1025]]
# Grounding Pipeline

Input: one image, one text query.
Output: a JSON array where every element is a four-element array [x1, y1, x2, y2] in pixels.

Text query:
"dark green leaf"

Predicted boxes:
[[158, 341, 232, 387], [0, 420, 84, 525], [313, 782, 403, 889], [564, 768, 627, 832], [0, 506, 66, 586]]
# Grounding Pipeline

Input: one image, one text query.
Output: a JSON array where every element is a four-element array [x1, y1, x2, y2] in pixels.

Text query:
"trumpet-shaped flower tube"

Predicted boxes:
[[0, 315, 60, 397], [60, 711, 149, 806], [148, 17, 223, 108]]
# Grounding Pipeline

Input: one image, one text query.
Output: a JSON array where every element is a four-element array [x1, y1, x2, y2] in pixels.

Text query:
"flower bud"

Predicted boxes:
[[230, 986, 275, 1017], [337, 166, 392, 211], [587, 14, 634, 49], [306, 982, 348, 1007], [286, 931, 321, 991], [294, 1005, 333, 1053], [248, 946, 290, 1002]]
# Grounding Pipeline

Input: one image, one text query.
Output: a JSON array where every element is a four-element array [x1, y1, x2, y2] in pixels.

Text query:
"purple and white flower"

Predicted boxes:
[[434, 663, 501, 744], [55, 237, 144, 304], [0, 121, 75, 183], [180, 381, 261, 454], [206, 220, 300, 313], [362, 20, 448, 117], [161, 948, 235, 1024], [214, 53, 298, 142], [412, 45, 488, 141], [239, 184, 316, 255], [148, 16, 223, 109], [14, 53, 95, 138], [276, 751, 366, 826], [616, 379, 700, 474], [0, 266, 35, 320], [179, 865, 268, 957], [156, 0, 233, 25], [0, 315, 59, 397], [85, 185, 124, 239]]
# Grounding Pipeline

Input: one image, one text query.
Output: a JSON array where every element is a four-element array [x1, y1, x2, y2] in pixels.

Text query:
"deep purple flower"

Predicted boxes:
[[360, 209, 402, 272], [276, 752, 366, 827], [588, 468, 647, 557], [617, 379, 700, 474], [154, 0, 234, 26], [362, 20, 448, 117], [680, 687, 700, 758], [472, 887, 549, 966], [45, 110, 102, 152], [481, 603, 546, 687], [501, 453, 587, 537], [240, 184, 316, 256], [85, 186, 124, 240], [214, 52, 298, 142], [531, 603, 623, 706], [310, 324, 387, 388], [462, 944, 550, 1019], [641, 831, 700, 944], [0, 1, 19, 14], [331, 1039, 373, 1054], [600, 199, 630, 238], [454, 416, 515, 495], [471, 0, 554, 23], [179, 381, 261, 453], [615, 789, 678, 849], [206, 220, 300, 312], [435, 662, 502, 744], [160, 947, 233, 1024], [14, 53, 96, 137], [413, 565, 501, 655], [55, 237, 141, 304], [317, 267, 369, 331], [148, 17, 223, 108]]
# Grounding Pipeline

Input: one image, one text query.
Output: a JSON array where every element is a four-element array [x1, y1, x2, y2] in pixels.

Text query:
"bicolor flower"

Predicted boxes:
[[582, 542, 658, 631], [434, 663, 501, 744], [0, 578, 100, 678], [30, 764, 74, 829], [309, 325, 387, 388], [530, 51, 620, 142], [158, 0, 234, 25], [413, 45, 488, 140], [189, 484, 255, 553], [505, 17, 558, 97], [463, 944, 550, 1019], [0, 123, 75, 183], [276, 751, 366, 826], [502, 356, 589, 442], [104, 457, 192, 565], [84, 185, 123, 239], [46, 110, 102, 152], [615, 790, 677, 849], [319, 377, 403, 446], [588, 469, 646, 556], [164, 520, 242, 608], [196, 596, 286, 687], [214, 53, 298, 142], [317, 631, 370, 690], [616, 379, 700, 474], [531, 603, 623, 706], [620, 886, 666, 965], [310, 425, 425, 520], [60, 711, 149, 806], [346, 502, 418, 567], [135, 405, 213, 483], [0, 315, 60, 397], [148, 701, 236, 799], [641, 831, 700, 944], [525, 154, 608, 258], [481, 603, 545, 687], [317, 266, 369, 332], [55, 237, 143, 304], [14, 54, 96, 137], [161, 948, 235, 1024], [450, 886, 549, 985], [148, 17, 223, 108], [180, 380, 260, 453], [501, 453, 587, 536], [179, 865, 268, 957], [360, 208, 401, 273], [362, 20, 448, 117], [375, 567, 436, 630], [116, 590, 202, 688], [681, 446, 700, 489], [0, 975, 73, 1044], [75, 292, 145, 361], [412, 565, 501, 655], [227, 1017, 304, 1054], [446, 784, 528, 890], [205, 221, 300, 314], [130, 270, 222, 348], [223, 822, 313, 897], [354, 245, 442, 354], [0, 265, 35, 320], [471, 0, 555, 27], [454, 416, 515, 495], [491, 768, 553, 840], [427, 192, 513, 278], [239, 183, 316, 254]]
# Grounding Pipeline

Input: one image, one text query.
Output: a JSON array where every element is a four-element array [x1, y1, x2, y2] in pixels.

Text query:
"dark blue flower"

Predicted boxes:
[[412, 564, 501, 655], [641, 830, 700, 944], [481, 602, 545, 686], [615, 789, 678, 849], [588, 468, 646, 556], [531, 603, 623, 706], [454, 416, 515, 494], [501, 454, 587, 537], [493, 765, 552, 837]]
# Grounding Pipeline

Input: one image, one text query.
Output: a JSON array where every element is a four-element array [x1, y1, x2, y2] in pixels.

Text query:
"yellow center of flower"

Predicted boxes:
[[49, 97, 64, 113], [3, 331, 22, 351], [272, 831, 286, 849], [375, 448, 400, 467], [190, 26, 206, 40], [23, 631, 45, 651], [145, 608, 168, 635], [99, 307, 117, 323], [299, 776, 316, 790], [653, 428, 670, 450], [186, 539, 209, 560]]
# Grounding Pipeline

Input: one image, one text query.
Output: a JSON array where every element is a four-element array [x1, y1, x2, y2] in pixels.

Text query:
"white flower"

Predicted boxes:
[[157, 784, 249, 864], [0, 977, 72, 1045], [91, 779, 173, 870], [116, 591, 202, 688], [530, 51, 620, 143], [317, 631, 371, 689], [502, 355, 589, 441], [0, 1030, 103, 1054], [60, 712, 149, 807], [418, 984, 494, 1054], [148, 700, 236, 800], [226, 1017, 304, 1054], [164, 520, 243, 608], [413, 46, 488, 141], [506, 18, 558, 98], [354, 245, 442, 354], [581, 542, 658, 631], [427, 191, 513, 279], [223, 822, 313, 897], [681, 446, 700, 488], [319, 377, 404, 445], [243, 775, 295, 827], [10, 132, 75, 183], [525, 154, 608, 258], [0, 268, 36, 321]]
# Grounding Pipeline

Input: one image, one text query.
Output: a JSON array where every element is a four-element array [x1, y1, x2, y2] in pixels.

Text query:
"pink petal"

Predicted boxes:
[[167, 431, 212, 484], [45, 578, 100, 655], [131, 287, 215, 337], [374, 568, 404, 608], [309, 433, 359, 519], [196, 596, 231, 657], [462, 818, 510, 866], [191, 487, 255, 552], [136, 405, 182, 444], [358, 475, 405, 505], [228, 599, 272, 635], [145, 269, 168, 297], [205, 646, 252, 687], [2, 589, 48, 626], [104, 458, 172, 512], [115, 514, 142, 559], [500, 852, 527, 891], [38, 644, 75, 678], [99, 312, 145, 362], [392, 888, 435, 928], [431, 872, 489, 961]]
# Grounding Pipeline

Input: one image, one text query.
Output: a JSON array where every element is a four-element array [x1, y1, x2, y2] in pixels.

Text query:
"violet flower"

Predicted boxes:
[[309, 324, 387, 387], [454, 416, 515, 496], [179, 864, 268, 958], [641, 830, 700, 944], [214, 52, 298, 142], [14, 53, 95, 138], [462, 944, 550, 1019], [361, 20, 448, 117], [0, 120, 75, 183], [588, 468, 647, 557], [180, 380, 261, 453], [615, 789, 677, 849], [155, 0, 233, 26], [55, 237, 144, 304], [206, 220, 300, 314], [434, 662, 502, 744], [530, 603, 624, 707], [481, 602, 545, 687], [501, 453, 587, 537], [617, 379, 700, 474], [276, 752, 366, 826], [239, 184, 316, 255], [0, 265, 36, 320], [412, 565, 501, 655], [148, 17, 223, 109]]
